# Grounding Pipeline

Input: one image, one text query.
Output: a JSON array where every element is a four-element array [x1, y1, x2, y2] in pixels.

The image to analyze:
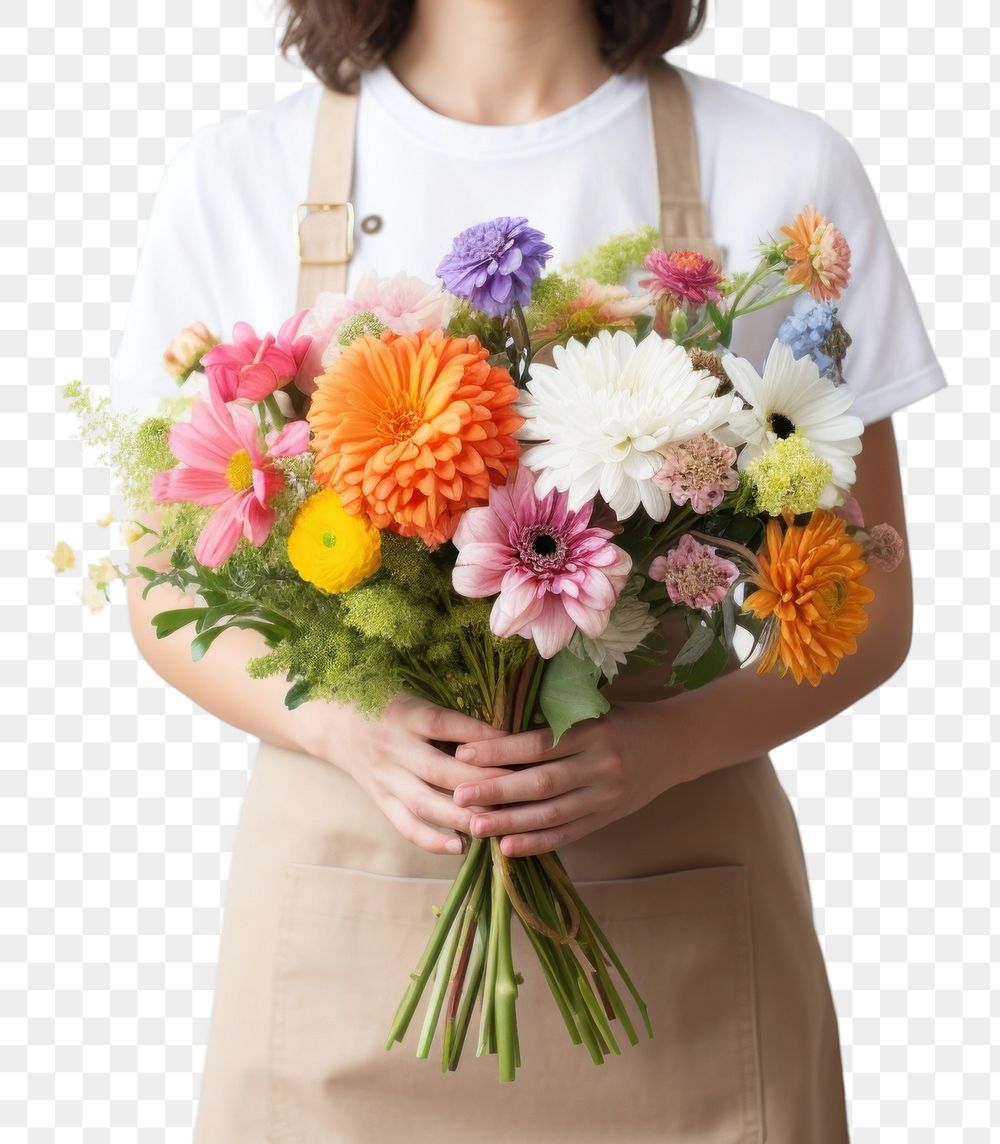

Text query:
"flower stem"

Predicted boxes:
[[491, 836, 520, 1082], [415, 895, 465, 1059], [385, 835, 488, 1050], [263, 392, 286, 431]]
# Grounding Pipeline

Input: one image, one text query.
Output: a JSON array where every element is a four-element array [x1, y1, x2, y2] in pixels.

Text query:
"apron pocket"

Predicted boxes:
[[268, 861, 763, 1144]]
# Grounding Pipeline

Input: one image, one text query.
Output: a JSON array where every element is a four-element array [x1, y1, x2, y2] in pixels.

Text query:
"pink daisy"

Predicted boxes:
[[201, 311, 313, 403], [451, 465, 632, 659], [151, 387, 310, 568]]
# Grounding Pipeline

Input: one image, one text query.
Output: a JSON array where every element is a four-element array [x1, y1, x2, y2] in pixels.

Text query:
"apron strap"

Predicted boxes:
[[294, 57, 722, 311], [295, 84, 358, 311], [645, 57, 725, 268]]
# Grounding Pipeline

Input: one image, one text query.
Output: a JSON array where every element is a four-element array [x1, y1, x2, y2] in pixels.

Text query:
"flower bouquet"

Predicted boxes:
[[63, 207, 905, 1082]]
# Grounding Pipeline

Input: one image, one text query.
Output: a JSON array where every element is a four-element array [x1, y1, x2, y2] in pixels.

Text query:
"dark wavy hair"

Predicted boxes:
[[280, 1, 708, 93]]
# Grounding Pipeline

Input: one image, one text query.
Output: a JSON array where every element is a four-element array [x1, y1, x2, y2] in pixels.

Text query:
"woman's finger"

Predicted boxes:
[[454, 725, 575, 768], [467, 788, 595, 839], [410, 742, 513, 793], [498, 811, 609, 859], [395, 695, 506, 744], [453, 759, 581, 808], [379, 795, 466, 856], [395, 769, 475, 836]]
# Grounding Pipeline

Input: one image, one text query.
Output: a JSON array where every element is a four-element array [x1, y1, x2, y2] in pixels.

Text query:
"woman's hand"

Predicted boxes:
[[451, 701, 686, 858], [312, 693, 513, 857]]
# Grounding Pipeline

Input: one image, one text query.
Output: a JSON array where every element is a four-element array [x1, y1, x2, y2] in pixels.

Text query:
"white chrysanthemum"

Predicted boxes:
[[514, 329, 740, 521], [570, 576, 659, 682], [717, 338, 863, 508]]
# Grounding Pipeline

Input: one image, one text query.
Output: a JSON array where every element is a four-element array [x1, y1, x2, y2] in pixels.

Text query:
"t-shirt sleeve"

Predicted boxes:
[[813, 120, 949, 426], [108, 132, 224, 419]]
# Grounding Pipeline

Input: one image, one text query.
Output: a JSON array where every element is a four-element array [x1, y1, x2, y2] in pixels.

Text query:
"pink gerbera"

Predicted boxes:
[[640, 248, 724, 306], [201, 311, 313, 402], [451, 464, 632, 659], [151, 387, 310, 568]]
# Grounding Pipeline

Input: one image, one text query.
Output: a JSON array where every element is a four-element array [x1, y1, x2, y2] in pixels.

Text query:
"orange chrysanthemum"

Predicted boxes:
[[742, 507, 875, 686], [780, 204, 852, 302], [306, 328, 523, 547]]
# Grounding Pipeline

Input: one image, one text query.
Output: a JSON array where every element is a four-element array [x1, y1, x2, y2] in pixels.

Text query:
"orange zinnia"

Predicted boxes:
[[780, 204, 852, 302], [742, 507, 875, 686], [306, 328, 523, 547]]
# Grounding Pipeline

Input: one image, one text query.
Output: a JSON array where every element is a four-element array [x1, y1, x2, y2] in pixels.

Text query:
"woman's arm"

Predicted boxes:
[[123, 504, 513, 855], [654, 413, 913, 785], [450, 416, 915, 856], [123, 505, 339, 758]]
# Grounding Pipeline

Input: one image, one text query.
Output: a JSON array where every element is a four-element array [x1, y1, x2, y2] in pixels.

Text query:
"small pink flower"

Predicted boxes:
[[831, 496, 865, 529], [640, 249, 724, 306], [151, 387, 310, 568], [295, 271, 455, 393], [202, 311, 313, 403], [648, 533, 739, 609], [865, 522, 905, 573], [652, 433, 740, 514], [452, 465, 632, 659]]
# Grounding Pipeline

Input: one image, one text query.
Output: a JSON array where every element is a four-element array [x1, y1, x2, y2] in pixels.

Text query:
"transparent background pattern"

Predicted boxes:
[[1, 1, 992, 1140]]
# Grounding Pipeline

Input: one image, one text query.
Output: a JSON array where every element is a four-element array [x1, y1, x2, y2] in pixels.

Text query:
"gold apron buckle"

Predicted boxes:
[[295, 201, 355, 266]]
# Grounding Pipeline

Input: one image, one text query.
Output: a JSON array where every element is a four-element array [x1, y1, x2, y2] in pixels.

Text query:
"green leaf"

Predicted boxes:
[[671, 621, 715, 667], [284, 679, 313, 710], [151, 607, 208, 638], [197, 600, 257, 632], [537, 647, 610, 747], [706, 301, 725, 330], [668, 635, 729, 690], [133, 564, 159, 582], [189, 618, 284, 662]]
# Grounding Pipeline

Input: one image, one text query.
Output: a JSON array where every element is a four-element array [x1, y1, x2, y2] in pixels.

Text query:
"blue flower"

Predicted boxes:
[[436, 216, 552, 318], [777, 291, 837, 373]]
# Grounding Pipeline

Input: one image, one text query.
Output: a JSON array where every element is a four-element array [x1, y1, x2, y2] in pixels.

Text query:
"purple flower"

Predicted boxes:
[[436, 216, 552, 318]]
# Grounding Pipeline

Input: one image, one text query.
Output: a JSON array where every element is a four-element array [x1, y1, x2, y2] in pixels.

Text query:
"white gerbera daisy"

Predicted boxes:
[[514, 329, 740, 521], [570, 575, 659, 682], [717, 338, 863, 508]]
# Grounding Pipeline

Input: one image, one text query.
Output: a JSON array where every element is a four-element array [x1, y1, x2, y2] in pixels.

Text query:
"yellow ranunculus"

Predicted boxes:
[[287, 489, 381, 594]]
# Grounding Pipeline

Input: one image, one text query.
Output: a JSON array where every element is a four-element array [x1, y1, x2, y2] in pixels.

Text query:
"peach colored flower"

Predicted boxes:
[[780, 205, 852, 302], [532, 277, 652, 340], [306, 329, 523, 547], [162, 321, 219, 383]]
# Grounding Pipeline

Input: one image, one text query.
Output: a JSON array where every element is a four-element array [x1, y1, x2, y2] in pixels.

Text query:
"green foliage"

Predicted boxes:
[[340, 580, 432, 647], [377, 531, 444, 600], [63, 381, 178, 512], [337, 310, 386, 345], [524, 272, 581, 330], [562, 225, 660, 285], [537, 648, 610, 746], [445, 300, 507, 353]]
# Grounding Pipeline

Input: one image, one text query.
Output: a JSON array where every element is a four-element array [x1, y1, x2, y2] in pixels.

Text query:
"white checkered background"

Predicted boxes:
[[0, 0, 992, 1139]]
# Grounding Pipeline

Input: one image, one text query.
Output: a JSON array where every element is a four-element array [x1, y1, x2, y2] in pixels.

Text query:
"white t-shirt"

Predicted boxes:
[[109, 60, 948, 427]]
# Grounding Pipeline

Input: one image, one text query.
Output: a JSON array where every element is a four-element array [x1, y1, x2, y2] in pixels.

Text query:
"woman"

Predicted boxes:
[[112, 1, 948, 1139]]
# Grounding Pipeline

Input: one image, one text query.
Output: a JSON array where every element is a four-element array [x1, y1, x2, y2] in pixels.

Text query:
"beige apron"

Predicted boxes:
[[193, 58, 850, 1143]]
